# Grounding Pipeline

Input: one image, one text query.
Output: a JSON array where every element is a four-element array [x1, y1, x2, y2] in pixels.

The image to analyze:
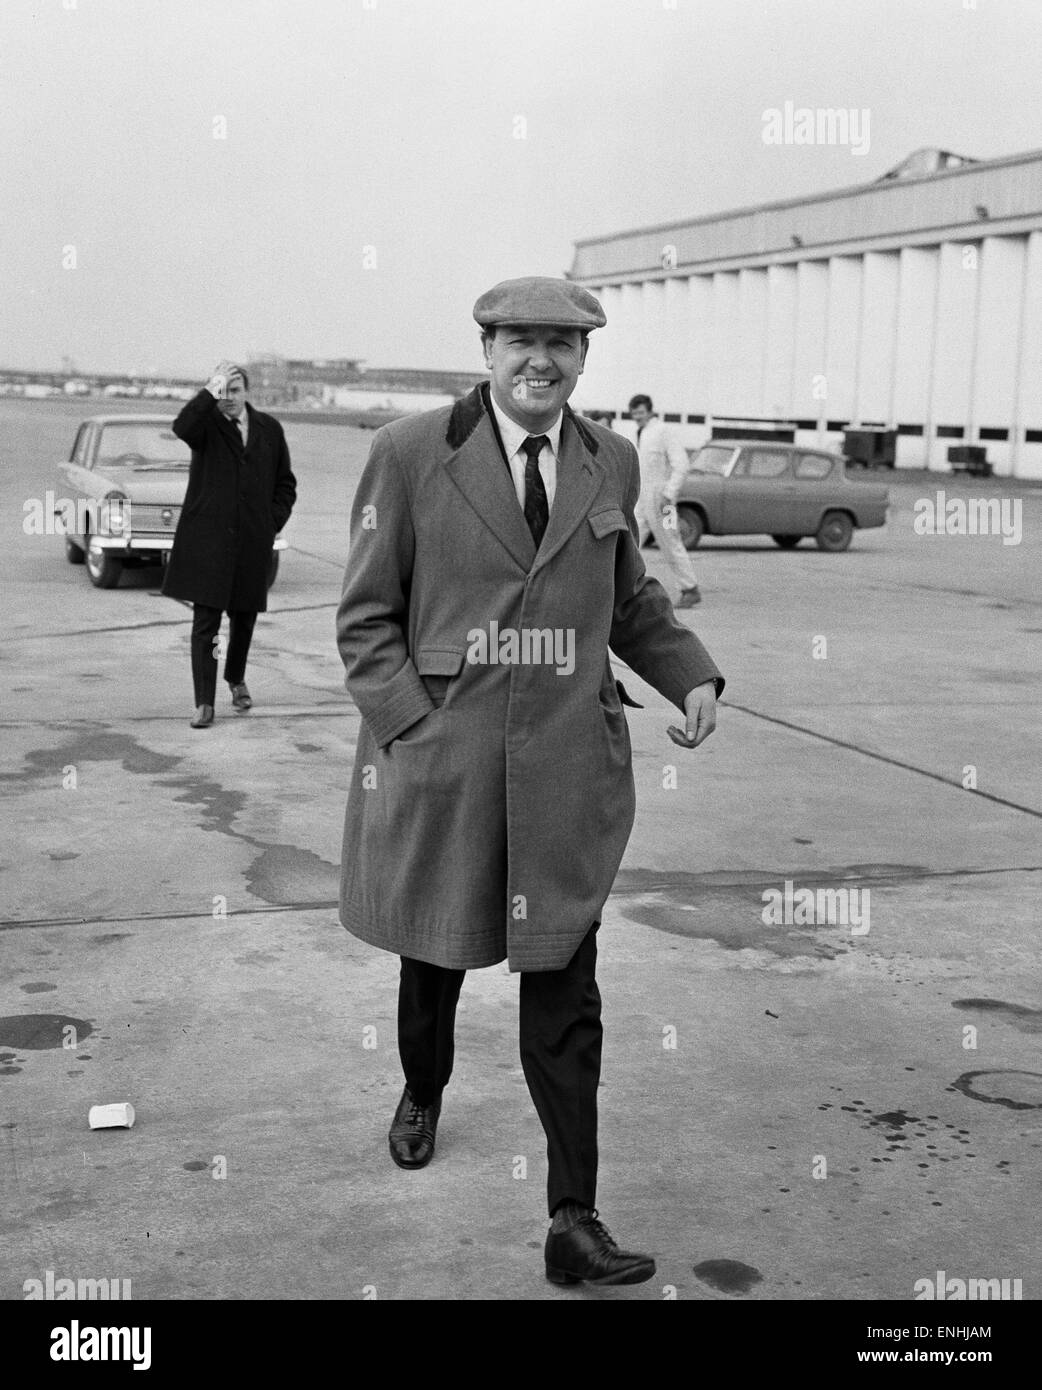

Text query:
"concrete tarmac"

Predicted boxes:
[[1, 398, 1040, 1301]]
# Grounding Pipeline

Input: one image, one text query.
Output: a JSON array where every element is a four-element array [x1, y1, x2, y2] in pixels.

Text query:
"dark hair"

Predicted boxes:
[[628, 393, 653, 412], [232, 367, 250, 390]]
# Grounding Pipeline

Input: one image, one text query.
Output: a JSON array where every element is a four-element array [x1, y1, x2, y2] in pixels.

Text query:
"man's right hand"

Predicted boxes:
[[206, 359, 239, 399]]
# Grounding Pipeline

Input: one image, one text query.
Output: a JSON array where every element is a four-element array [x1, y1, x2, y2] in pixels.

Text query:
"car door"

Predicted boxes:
[[57, 422, 97, 543], [790, 451, 837, 534], [722, 447, 797, 533]]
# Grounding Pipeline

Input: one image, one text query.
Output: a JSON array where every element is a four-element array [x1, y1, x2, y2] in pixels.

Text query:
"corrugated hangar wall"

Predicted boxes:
[[571, 149, 1042, 479], [576, 233, 1042, 479]]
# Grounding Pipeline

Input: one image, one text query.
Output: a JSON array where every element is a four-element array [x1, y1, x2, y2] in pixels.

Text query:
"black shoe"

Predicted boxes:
[[190, 704, 215, 728], [545, 1210, 656, 1286], [388, 1086, 441, 1170], [229, 681, 252, 712]]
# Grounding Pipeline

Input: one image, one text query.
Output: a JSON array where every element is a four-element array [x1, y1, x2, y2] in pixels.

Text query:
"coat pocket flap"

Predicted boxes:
[[416, 648, 466, 677], [588, 507, 628, 539]]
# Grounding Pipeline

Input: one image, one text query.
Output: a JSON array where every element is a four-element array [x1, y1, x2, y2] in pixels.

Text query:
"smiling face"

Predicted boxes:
[[218, 372, 248, 419], [483, 324, 589, 432], [629, 401, 653, 429]]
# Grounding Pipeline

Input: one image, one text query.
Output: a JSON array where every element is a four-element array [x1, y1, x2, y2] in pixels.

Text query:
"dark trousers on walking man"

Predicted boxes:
[[190, 606, 258, 708], [399, 922, 602, 1213]]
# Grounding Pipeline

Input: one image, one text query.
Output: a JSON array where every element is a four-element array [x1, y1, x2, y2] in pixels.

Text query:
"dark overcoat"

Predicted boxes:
[[336, 385, 725, 972], [163, 389, 297, 612]]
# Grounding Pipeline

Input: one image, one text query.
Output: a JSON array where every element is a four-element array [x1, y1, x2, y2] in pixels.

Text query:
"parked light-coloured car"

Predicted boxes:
[[57, 414, 287, 589], [669, 440, 890, 551]]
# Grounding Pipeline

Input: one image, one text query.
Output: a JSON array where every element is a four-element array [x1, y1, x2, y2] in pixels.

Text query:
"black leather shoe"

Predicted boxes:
[[190, 704, 215, 729], [229, 682, 252, 712], [388, 1086, 441, 1170], [545, 1210, 656, 1286]]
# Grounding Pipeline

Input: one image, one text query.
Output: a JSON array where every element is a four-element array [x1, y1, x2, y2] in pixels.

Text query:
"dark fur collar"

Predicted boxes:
[[446, 383, 599, 455]]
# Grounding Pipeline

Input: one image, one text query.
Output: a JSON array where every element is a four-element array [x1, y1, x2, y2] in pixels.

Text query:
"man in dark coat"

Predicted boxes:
[[336, 278, 725, 1286], [164, 361, 297, 728]]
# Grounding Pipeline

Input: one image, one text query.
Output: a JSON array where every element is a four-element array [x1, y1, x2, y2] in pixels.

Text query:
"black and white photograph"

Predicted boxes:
[[1, 0, 1039, 1347]]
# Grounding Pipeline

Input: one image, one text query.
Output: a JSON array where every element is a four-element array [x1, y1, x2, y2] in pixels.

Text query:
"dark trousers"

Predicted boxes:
[[190, 605, 257, 706], [398, 924, 602, 1215]]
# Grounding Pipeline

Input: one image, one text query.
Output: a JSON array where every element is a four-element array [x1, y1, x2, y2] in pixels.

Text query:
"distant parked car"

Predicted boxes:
[[667, 440, 889, 551], [56, 415, 287, 589]]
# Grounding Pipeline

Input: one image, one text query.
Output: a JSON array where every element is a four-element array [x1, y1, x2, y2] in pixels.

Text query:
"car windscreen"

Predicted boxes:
[[95, 424, 191, 469], [688, 444, 736, 475]]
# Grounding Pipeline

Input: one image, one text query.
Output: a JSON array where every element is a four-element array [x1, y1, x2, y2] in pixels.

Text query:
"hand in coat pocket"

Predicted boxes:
[[391, 706, 441, 746]]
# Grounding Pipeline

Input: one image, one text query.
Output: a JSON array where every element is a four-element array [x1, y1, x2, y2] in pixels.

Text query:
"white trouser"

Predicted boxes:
[[636, 482, 697, 590]]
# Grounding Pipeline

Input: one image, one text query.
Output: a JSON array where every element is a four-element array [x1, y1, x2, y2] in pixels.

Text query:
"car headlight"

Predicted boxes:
[[98, 493, 130, 536]]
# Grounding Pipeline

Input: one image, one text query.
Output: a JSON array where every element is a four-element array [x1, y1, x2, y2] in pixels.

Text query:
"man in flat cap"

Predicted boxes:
[[336, 277, 724, 1286], [164, 360, 297, 728]]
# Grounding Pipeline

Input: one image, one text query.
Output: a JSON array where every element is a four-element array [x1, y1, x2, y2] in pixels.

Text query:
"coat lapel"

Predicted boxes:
[[444, 393, 535, 572], [217, 406, 244, 451], [531, 410, 605, 574], [443, 387, 606, 574]]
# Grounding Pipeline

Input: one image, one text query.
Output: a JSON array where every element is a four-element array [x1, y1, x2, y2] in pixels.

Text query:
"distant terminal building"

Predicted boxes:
[[569, 147, 1042, 478], [246, 354, 485, 411], [245, 356, 364, 403]]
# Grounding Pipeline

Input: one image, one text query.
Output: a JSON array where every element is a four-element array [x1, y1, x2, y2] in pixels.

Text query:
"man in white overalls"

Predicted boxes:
[[629, 393, 701, 607]]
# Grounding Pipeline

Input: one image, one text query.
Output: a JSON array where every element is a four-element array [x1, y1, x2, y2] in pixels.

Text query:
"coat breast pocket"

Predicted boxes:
[[415, 647, 466, 707]]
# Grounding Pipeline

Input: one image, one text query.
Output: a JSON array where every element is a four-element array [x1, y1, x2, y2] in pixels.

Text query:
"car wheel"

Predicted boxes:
[[815, 511, 854, 552], [85, 532, 123, 588], [676, 505, 704, 550], [65, 536, 85, 564], [267, 551, 279, 589], [772, 534, 801, 549]]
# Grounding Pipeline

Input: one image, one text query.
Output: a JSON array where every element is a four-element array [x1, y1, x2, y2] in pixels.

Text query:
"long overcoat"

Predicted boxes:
[[336, 385, 724, 972], [163, 389, 297, 612]]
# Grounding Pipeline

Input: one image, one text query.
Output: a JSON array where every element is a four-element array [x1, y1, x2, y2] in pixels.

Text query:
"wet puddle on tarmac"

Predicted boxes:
[[950, 1070, 1042, 1110], [692, 1259, 764, 1295], [612, 864, 925, 959], [951, 998, 1042, 1033]]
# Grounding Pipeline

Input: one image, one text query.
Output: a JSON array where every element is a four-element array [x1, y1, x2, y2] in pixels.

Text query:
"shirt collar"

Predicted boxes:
[[487, 388, 563, 460]]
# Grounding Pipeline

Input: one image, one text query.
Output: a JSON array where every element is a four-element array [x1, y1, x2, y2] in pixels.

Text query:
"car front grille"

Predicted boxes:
[[129, 503, 182, 534]]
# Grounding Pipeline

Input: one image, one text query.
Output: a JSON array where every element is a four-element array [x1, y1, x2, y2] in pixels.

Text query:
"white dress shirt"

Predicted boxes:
[[636, 416, 689, 502], [488, 390, 562, 512], [205, 372, 249, 446]]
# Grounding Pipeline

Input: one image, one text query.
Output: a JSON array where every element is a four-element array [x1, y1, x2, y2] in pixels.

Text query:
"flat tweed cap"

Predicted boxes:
[[473, 276, 606, 330]]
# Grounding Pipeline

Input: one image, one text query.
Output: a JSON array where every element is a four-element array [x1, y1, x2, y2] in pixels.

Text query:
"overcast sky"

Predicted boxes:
[[2, 0, 1041, 377]]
